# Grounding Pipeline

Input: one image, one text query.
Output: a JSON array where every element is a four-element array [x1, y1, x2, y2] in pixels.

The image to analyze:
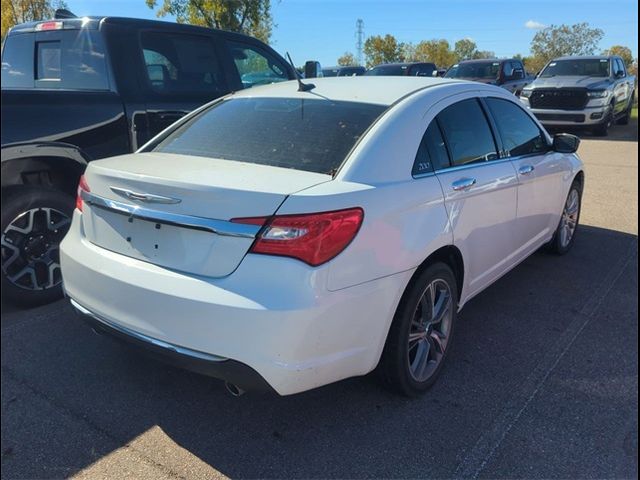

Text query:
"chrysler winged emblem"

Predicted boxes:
[[110, 187, 181, 204]]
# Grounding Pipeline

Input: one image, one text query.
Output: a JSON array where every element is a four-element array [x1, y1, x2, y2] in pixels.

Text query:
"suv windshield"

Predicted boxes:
[[445, 61, 500, 79], [153, 98, 386, 174], [365, 65, 406, 76], [540, 59, 610, 77]]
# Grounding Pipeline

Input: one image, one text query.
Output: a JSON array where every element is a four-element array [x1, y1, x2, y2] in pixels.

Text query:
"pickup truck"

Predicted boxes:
[[444, 58, 534, 95], [0, 12, 297, 305], [519, 55, 636, 136]]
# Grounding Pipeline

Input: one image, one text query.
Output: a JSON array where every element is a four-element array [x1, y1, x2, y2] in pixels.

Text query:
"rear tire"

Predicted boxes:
[[1, 186, 74, 306], [378, 262, 458, 396], [547, 181, 582, 255]]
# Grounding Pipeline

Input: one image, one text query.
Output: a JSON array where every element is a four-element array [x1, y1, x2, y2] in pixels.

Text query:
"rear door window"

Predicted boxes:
[[153, 98, 386, 174], [436, 99, 498, 166], [412, 122, 450, 176], [140, 31, 226, 96], [485, 98, 548, 157], [227, 41, 290, 88]]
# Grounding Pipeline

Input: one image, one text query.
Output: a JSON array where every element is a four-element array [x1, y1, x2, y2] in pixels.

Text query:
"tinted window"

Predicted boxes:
[[436, 99, 498, 166], [141, 32, 225, 95], [486, 98, 548, 157], [445, 61, 500, 80], [408, 64, 435, 77], [154, 98, 386, 174], [412, 122, 450, 176], [228, 41, 289, 88], [540, 59, 609, 77], [365, 65, 407, 76], [322, 68, 339, 77], [36, 41, 61, 80], [1, 34, 34, 88]]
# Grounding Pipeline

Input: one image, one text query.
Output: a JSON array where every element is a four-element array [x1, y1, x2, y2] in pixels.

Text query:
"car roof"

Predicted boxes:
[[230, 76, 461, 106]]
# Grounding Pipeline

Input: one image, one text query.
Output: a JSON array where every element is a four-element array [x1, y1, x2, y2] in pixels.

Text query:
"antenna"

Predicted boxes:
[[355, 19, 364, 66], [286, 52, 316, 92]]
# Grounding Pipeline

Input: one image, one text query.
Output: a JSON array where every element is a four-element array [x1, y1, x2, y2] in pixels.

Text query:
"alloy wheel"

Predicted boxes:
[[559, 189, 580, 248], [1, 208, 71, 291]]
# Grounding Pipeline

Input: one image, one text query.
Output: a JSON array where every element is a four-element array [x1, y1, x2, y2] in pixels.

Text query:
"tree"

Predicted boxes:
[[454, 38, 477, 61], [413, 39, 456, 67], [602, 45, 634, 67], [363, 34, 402, 67], [473, 50, 496, 59], [530, 23, 604, 66], [337, 52, 357, 66], [146, 0, 273, 42], [2, 0, 66, 38]]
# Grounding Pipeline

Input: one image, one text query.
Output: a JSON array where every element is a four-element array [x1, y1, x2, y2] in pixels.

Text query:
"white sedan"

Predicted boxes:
[[60, 77, 584, 396]]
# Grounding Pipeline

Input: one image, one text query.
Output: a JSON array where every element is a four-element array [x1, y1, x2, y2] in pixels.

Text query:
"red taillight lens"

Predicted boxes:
[[76, 175, 90, 212], [36, 21, 63, 31], [233, 208, 364, 266]]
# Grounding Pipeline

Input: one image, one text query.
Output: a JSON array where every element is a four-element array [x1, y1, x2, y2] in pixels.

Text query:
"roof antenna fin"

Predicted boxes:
[[286, 52, 315, 92]]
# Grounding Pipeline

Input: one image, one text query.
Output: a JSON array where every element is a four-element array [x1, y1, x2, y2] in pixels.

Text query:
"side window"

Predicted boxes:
[[615, 58, 626, 76], [436, 99, 498, 167], [140, 31, 225, 95], [1, 34, 35, 88], [412, 121, 450, 176], [227, 41, 289, 88], [485, 98, 548, 157]]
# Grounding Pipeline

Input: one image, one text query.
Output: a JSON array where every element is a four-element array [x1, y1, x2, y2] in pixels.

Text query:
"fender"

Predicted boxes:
[[1, 142, 90, 191]]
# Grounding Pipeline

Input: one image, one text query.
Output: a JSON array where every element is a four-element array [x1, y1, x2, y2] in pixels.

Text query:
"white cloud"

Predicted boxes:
[[525, 20, 547, 30]]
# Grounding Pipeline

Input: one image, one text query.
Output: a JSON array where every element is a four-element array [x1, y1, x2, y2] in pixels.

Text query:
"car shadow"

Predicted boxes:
[[1, 224, 638, 479]]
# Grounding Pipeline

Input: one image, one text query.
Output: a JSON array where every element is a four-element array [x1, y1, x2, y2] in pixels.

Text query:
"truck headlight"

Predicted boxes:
[[519, 89, 532, 98], [587, 90, 609, 98]]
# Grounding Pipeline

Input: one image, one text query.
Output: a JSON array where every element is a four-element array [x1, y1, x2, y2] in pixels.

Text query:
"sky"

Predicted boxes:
[[65, 0, 638, 67]]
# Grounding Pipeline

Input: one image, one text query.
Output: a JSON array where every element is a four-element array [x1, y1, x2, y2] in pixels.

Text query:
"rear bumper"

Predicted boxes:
[[71, 299, 275, 393], [61, 211, 411, 395]]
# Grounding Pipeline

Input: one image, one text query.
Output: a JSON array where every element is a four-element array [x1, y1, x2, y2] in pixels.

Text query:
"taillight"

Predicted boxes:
[[76, 175, 90, 212], [232, 208, 364, 266]]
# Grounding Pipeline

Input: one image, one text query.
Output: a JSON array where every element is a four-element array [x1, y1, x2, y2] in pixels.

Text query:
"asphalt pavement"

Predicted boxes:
[[1, 121, 638, 479]]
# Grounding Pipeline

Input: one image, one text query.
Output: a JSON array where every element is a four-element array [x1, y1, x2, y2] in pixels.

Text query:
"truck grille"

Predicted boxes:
[[529, 89, 588, 110]]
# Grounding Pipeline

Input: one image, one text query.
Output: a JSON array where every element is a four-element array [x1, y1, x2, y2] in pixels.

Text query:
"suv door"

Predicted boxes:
[[136, 30, 230, 146], [485, 97, 564, 253], [431, 97, 519, 297], [612, 58, 629, 115]]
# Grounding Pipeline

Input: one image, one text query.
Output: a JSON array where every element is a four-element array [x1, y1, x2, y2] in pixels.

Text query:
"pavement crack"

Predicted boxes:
[[452, 238, 638, 480]]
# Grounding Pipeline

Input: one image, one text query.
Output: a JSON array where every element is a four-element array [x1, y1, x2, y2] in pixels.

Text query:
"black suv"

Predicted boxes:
[[1, 13, 296, 305]]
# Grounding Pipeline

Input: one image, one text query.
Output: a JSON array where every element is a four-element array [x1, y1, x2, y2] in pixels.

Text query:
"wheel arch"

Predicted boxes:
[[411, 245, 465, 303]]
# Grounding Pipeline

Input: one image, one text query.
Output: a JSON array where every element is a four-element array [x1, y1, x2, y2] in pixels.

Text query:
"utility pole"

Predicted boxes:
[[356, 19, 364, 66]]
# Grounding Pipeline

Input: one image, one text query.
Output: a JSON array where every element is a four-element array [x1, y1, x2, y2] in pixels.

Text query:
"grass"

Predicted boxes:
[[631, 106, 638, 121]]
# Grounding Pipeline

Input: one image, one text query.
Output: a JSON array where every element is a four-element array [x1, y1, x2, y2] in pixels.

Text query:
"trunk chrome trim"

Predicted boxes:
[[70, 298, 228, 362], [81, 190, 261, 238], [110, 187, 182, 204]]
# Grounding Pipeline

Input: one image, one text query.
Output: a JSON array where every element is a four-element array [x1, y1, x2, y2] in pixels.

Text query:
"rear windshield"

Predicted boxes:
[[153, 98, 387, 174], [540, 59, 610, 77], [445, 61, 500, 79]]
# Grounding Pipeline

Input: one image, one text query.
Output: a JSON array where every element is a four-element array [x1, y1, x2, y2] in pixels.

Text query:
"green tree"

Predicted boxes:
[[602, 45, 634, 67], [363, 34, 402, 68], [414, 39, 456, 68], [146, 0, 273, 42], [2, 0, 66, 38], [454, 38, 477, 61], [473, 50, 496, 59], [530, 23, 604, 66], [337, 52, 357, 66]]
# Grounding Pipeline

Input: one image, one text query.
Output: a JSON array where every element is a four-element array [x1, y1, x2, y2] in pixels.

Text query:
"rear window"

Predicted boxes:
[[1, 34, 34, 88], [153, 98, 386, 174]]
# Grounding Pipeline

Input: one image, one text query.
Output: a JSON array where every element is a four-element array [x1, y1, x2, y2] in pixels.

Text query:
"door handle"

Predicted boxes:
[[452, 178, 477, 191], [518, 165, 535, 175]]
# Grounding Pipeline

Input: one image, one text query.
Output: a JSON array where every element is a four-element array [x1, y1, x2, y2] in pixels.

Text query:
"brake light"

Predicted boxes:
[[35, 21, 63, 31], [76, 175, 90, 212], [232, 208, 364, 266]]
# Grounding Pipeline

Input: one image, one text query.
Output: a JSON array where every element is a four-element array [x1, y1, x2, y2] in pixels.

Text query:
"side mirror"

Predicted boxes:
[[304, 60, 322, 79], [615, 69, 625, 78], [553, 133, 580, 153]]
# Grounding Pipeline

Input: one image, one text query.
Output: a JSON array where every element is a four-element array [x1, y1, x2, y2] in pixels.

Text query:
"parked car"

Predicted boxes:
[[322, 66, 366, 77], [0, 12, 297, 305], [61, 77, 584, 397], [365, 62, 437, 77], [519, 55, 636, 136], [444, 58, 534, 94]]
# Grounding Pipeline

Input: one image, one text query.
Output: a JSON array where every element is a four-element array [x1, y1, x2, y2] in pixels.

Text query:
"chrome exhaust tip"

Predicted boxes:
[[225, 382, 245, 397]]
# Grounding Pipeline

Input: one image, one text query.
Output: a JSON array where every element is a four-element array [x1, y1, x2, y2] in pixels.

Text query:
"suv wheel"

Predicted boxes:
[[379, 262, 458, 396], [1, 186, 74, 306]]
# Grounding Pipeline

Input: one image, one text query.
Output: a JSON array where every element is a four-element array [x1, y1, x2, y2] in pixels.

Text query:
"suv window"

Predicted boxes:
[[153, 98, 386, 175], [486, 98, 548, 157], [408, 64, 435, 77], [36, 41, 61, 80], [1, 34, 34, 88], [412, 122, 450, 176], [140, 31, 225, 95], [436, 99, 498, 166], [227, 41, 289, 88], [614, 58, 626, 76]]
